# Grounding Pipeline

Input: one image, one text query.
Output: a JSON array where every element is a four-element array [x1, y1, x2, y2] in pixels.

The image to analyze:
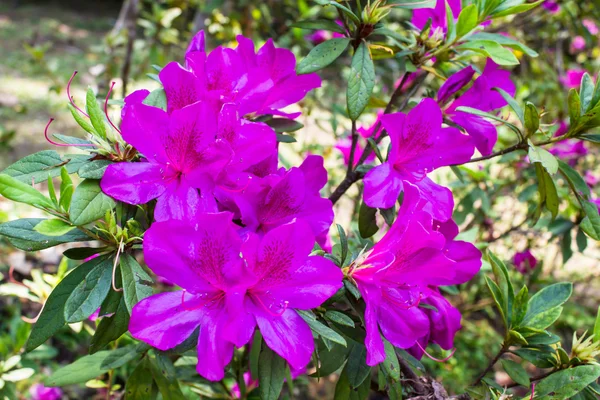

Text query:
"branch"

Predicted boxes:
[[472, 344, 507, 386], [328, 72, 428, 205], [505, 369, 554, 389], [398, 355, 427, 395]]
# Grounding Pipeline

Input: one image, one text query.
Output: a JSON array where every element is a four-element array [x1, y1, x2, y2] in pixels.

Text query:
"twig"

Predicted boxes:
[[472, 344, 507, 386], [506, 369, 554, 389], [398, 355, 426, 395], [120, 0, 139, 96]]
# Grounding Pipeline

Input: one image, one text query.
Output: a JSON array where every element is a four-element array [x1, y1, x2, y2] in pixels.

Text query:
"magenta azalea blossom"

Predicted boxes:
[[543, 0, 560, 13], [101, 91, 276, 221], [349, 184, 481, 365], [513, 250, 537, 274], [129, 213, 342, 381], [217, 155, 333, 248], [335, 116, 381, 166], [412, 0, 461, 35], [363, 98, 474, 221], [176, 30, 321, 118], [561, 69, 586, 89], [29, 384, 62, 400], [442, 60, 516, 156]]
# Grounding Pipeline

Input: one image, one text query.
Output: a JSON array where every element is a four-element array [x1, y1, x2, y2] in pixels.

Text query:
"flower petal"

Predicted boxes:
[[159, 61, 203, 114], [363, 163, 404, 209], [101, 162, 167, 205], [451, 112, 498, 156], [414, 177, 454, 222], [120, 102, 169, 163], [129, 291, 202, 351], [196, 307, 235, 381]]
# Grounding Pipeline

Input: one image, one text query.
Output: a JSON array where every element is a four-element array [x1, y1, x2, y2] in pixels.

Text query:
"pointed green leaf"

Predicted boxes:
[[86, 88, 107, 139], [120, 254, 153, 314], [347, 41, 375, 120], [64, 258, 113, 323], [501, 359, 530, 387], [297, 38, 350, 74], [69, 179, 116, 226], [0, 174, 54, 210], [33, 219, 75, 237]]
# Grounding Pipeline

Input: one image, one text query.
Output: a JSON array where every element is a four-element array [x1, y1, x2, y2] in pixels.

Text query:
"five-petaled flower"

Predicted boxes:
[[363, 98, 474, 221], [348, 184, 481, 365], [129, 212, 342, 381]]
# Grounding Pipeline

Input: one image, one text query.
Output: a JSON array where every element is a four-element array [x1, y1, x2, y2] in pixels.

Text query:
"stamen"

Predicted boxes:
[[180, 289, 224, 311], [530, 382, 536, 400], [44, 118, 95, 148], [251, 293, 289, 317], [416, 341, 456, 362], [218, 175, 251, 193], [104, 82, 122, 135], [67, 71, 89, 117], [8, 265, 27, 287], [111, 237, 124, 292], [384, 290, 423, 310]]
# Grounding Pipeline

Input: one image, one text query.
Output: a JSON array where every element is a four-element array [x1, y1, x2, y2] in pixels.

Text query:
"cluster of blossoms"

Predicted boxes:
[[96, 28, 489, 380]]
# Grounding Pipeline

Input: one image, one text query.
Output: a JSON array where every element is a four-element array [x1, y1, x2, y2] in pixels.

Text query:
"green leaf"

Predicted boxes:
[[0, 218, 89, 251], [344, 344, 371, 389], [445, 0, 457, 43], [347, 42, 375, 120], [0, 174, 54, 210], [581, 133, 600, 144], [33, 219, 74, 237], [534, 163, 559, 220], [100, 344, 144, 370], [458, 40, 519, 66], [500, 359, 530, 387], [493, 87, 524, 123], [63, 247, 104, 260], [120, 254, 153, 314], [59, 167, 73, 211], [142, 88, 167, 110], [1, 151, 89, 184], [594, 306, 600, 342], [490, 0, 543, 18], [388, 0, 435, 9], [534, 365, 600, 399], [258, 345, 286, 400], [381, 339, 400, 382], [580, 73, 595, 113], [525, 331, 560, 345], [489, 252, 514, 326], [297, 310, 347, 347], [297, 38, 350, 74], [456, 4, 478, 38], [78, 160, 113, 180], [333, 365, 370, 400], [265, 118, 304, 133], [521, 282, 572, 327], [324, 310, 355, 328], [469, 32, 538, 57], [68, 104, 95, 134], [25, 256, 109, 351], [485, 276, 506, 324], [52, 134, 94, 147], [46, 351, 110, 386], [1, 368, 34, 382], [524, 102, 539, 136], [310, 339, 351, 378], [558, 160, 591, 200], [528, 142, 558, 174], [63, 257, 113, 323], [511, 348, 555, 369], [358, 201, 379, 238], [290, 20, 346, 34], [276, 134, 297, 143], [336, 224, 349, 266], [90, 296, 130, 353], [249, 331, 262, 381], [569, 88, 582, 125], [86, 88, 107, 139], [148, 352, 186, 400], [512, 285, 529, 327], [47, 175, 57, 206], [580, 201, 600, 240], [69, 179, 116, 225], [125, 358, 156, 400]]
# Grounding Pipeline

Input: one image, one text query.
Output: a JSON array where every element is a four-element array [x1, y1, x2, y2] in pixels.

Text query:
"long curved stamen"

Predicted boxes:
[[251, 293, 289, 317], [218, 176, 252, 193], [44, 118, 95, 148], [530, 382, 536, 400], [416, 341, 456, 363], [67, 71, 89, 117], [104, 82, 122, 135], [180, 290, 224, 311], [8, 265, 27, 287]]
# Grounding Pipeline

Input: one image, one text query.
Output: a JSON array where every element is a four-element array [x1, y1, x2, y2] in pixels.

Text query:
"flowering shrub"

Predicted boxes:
[[2, 0, 600, 399]]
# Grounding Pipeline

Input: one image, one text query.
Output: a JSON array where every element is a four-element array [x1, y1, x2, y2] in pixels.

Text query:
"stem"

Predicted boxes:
[[472, 344, 507, 386], [328, 72, 427, 205], [347, 120, 359, 175], [105, 369, 113, 400], [398, 354, 426, 395]]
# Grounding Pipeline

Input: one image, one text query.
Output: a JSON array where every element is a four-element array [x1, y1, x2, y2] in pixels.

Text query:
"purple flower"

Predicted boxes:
[[412, 0, 461, 35], [561, 69, 586, 89], [216, 155, 333, 248], [443, 60, 516, 156], [231, 372, 259, 398], [585, 171, 599, 187], [543, 1, 560, 13], [305, 21, 345, 45], [29, 384, 62, 400], [583, 19, 599, 35], [335, 116, 381, 166], [363, 98, 474, 221], [571, 36, 586, 52], [129, 213, 343, 381], [513, 250, 537, 274], [549, 122, 587, 164], [101, 92, 276, 222], [349, 184, 481, 365], [180, 31, 321, 118]]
